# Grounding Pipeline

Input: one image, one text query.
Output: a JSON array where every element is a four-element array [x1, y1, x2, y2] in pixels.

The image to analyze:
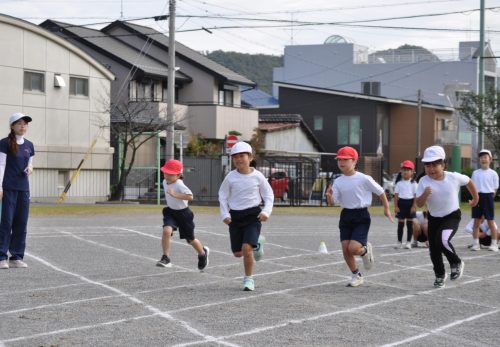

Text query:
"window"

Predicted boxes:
[[313, 115, 323, 130], [218, 89, 234, 106], [70, 77, 89, 96], [337, 115, 360, 145], [24, 71, 45, 92]]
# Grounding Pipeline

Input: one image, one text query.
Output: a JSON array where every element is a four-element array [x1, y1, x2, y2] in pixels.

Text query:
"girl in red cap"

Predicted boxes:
[[326, 146, 393, 287], [157, 159, 209, 271], [393, 160, 418, 249]]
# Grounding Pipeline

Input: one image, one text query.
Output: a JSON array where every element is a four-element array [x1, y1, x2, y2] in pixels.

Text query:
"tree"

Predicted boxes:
[[106, 101, 181, 201], [458, 89, 500, 158]]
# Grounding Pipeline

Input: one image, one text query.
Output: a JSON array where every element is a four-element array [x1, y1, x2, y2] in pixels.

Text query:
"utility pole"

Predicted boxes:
[[416, 89, 422, 174], [166, 0, 176, 160], [478, 0, 485, 151]]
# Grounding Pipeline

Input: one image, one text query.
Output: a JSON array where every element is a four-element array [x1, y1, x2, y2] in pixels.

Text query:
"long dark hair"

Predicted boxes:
[[8, 129, 18, 154]]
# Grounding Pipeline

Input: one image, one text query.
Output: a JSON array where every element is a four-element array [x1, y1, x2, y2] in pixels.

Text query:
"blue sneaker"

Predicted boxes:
[[242, 276, 255, 291], [253, 235, 265, 262]]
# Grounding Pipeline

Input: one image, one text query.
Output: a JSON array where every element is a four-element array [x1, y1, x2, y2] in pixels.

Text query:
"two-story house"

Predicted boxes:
[[0, 14, 115, 203]]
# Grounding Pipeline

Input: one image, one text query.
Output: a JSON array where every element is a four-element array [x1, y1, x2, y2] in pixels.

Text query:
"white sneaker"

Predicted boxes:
[[470, 244, 480, 251], [253, 235, 265, 262], [394, 242, 403, 249], [347, 272, 364, 287], [404, 242, 412, 249], [9, 259, 28, 268], [242, 276, 255, 291], [362, 242, 374, 270], [488, 244, 499, 252], [0, 260, 9, 269]]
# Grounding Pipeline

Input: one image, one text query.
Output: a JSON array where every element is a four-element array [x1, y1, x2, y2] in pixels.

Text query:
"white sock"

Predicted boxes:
[[473, 238, 479, 245], [492, 239, 498, 245]]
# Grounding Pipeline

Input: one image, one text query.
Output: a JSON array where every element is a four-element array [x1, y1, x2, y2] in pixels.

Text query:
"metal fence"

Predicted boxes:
[[124, 154, 385, 206]]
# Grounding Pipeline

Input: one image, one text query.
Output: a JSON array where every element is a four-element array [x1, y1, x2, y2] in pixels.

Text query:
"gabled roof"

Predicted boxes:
[[102, 21, 255, 86], [40, 20, 191, 81], [259, 113, 325, 152], [1, 14, 114, 80]]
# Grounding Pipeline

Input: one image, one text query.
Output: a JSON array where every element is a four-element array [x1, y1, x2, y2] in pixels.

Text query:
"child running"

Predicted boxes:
[[326, 146, 393, 287], [157, 159, 209, 271], [393, 160, 418, 249], [219, 141, 274, 291], [416, 145, 478, 288], [470, 149, 499, 252]]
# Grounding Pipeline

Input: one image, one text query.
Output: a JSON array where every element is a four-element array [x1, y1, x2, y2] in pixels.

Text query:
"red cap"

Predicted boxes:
[[161, 159, 183, 175], [401, 160, 415, 170], [336, 146, 358, 160]]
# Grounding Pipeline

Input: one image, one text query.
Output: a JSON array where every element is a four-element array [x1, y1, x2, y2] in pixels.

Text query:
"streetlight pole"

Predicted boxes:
[[166, 0, 176, 161]]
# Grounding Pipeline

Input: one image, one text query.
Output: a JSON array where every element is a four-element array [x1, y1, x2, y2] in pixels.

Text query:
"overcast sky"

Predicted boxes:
[[2, 0, 500, 59]]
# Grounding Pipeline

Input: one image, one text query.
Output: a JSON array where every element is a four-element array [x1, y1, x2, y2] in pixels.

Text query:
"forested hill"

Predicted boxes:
[[206, 50, 283, 94]]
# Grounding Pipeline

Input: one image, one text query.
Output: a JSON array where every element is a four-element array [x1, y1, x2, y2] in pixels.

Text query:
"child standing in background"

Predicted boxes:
[[470, 149, 499, 252], [326, 146, 393, 287], [219, 141, 274, 291], [157, 159, 209, 271], [393, 160, 418, 249], [416, 145, 478, 288]]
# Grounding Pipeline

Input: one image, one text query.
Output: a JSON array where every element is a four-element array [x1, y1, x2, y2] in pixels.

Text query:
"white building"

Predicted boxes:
[[0, 14, 115, 202]]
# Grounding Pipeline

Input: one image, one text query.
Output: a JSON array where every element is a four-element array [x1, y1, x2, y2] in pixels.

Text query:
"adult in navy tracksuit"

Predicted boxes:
[[0, 113, 34, 269]]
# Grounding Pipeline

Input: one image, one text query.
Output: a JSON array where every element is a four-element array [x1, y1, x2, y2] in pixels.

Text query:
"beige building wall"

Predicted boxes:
[[0, 14, 115, 202]]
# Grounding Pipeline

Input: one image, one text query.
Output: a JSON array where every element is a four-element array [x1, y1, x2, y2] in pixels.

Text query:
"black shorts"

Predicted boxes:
[[471, 193, 495, 220], [339, 208, 371, 246], [228, 206, 262, 253], [396, 198, 416, 219], [162, 207, 195, 240], [417, 231, 428, 242]]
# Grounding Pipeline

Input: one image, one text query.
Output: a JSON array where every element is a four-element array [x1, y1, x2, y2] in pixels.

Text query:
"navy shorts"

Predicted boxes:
[[471, 193, 495, 220], [228, 206, 262, 253], [339, 208, 371, 246], [396, 198, 416, 219], [162, 207, 195, 241]]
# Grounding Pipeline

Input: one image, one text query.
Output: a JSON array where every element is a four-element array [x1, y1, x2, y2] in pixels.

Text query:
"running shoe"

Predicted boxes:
[[156, 255, 172, 267], [253, 235, 265, 262], [198, 247, 210, 270], [9, 259, 27, 268], [450, 261, 464, 281], [242, 276, 255, 291], [347, 272, 364, 287], [362, 242, 374, 270]]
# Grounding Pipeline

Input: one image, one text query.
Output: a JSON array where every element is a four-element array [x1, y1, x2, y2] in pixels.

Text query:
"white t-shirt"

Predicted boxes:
[[416, 171, 470, 217], [163, 179, 192, 210], [333, 172, 384, 209], [218, 168, 274, 220], [464, 219, 494, 236], [471, 168, 499, 193], [395, 179, 418, 199]]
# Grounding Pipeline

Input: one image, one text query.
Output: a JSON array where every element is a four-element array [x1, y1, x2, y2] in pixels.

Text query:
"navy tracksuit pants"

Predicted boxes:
[[0, 190, 30, 261]]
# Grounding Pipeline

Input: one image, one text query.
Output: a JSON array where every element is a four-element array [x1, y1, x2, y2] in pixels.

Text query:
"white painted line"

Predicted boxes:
[[1, 252, 224, 346], [378, 309, 500, 347]]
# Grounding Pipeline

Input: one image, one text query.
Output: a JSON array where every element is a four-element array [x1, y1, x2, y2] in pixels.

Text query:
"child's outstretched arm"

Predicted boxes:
[[466, 179, 479, 207], [378, 192, 394, 223]]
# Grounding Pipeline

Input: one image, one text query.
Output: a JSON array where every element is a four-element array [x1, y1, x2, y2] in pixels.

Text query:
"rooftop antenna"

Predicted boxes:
[[120, 0, 124, 19]]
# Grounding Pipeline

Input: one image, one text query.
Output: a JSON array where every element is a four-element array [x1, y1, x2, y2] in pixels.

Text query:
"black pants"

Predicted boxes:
[[427, 210, 461, 278]]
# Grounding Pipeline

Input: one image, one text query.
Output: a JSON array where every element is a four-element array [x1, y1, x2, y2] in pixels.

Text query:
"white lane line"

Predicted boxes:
[[0, 294, 124, 316], [378, 309, 500, 347], [0, 252, 232, 347], [113, 227, 234, 256]]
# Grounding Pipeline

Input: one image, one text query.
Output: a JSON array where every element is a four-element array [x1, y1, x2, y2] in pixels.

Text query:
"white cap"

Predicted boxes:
[[9, 112, 32, 125], [479, 149, 492, 158], [422, 145, 445, 162], [230, 141, 253, 156]]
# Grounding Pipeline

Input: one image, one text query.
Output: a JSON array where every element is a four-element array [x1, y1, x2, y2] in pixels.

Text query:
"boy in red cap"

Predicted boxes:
[[157, 159, 209, 270], [326, 146, 393, 287], [393, 160, 418, 249]]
